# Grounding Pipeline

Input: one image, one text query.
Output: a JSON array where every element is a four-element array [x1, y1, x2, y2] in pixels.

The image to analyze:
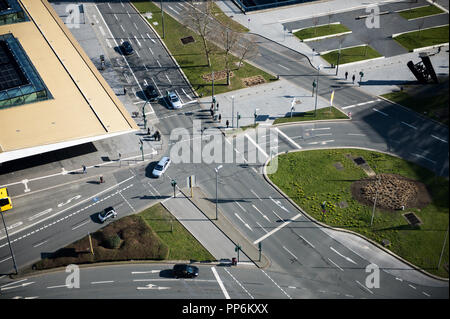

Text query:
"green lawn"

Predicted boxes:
[[211, 1, 249, 33], [382, 89, 449, 126], [268, 149, 449, 278], [321, 45, 383, 65], [132, 1, 274, 97], [398, 5, 445, 20], [273, 106, 348, 124], [140, 203, 215, 261], [394, 25, 449, 51], [294, 23, 351, 40]]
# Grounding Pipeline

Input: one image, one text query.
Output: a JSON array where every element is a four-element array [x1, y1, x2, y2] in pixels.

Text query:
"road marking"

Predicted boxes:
[[256, 222, 268, 233], [275, 128, 302, 149], [330, 247, 357, 264], [211, 267, 230, 299], [260, 269, 291, 299], [33, 239, 49, 248], [401, 121, 417, 130], [308, 127, 330, 131], [253, 213, 302, 244], [408, 284, 416, 290], [269, 196, 290, 213], [282, 246, 298, 260], [347, 133, 366, 136], [411, 153, 436, 164], [1, 279, 28, 288], [107, 3, 111, 9], [373, 108, 388, 116], [277, 63, 290, 70], [245, 134, 268, 158], [71, 219, 90, 231], [146, 33, 156, 43], [165, 74, 172, 84], [120, 191, 135, 212], [395, 277, 403, 282], [47, 284, 70, 289], [1, 282, 34, 291], [157, 60, 162, 67], [135, 50, 141, 58], [132, 270, 161, 274], [57, 195, 82, 208], [167, 5, 180, 14], [235, 201, 246, 212], [342, 99, 381, 109], [105, 38, 112, 48], [316, 133, 332, 137], [134, 22, 139, 30], [422, 291, 431, 297], [134, 35, 141, 47], [431, 135, 448, 143], [271, 210, 284, 222], [91, 281, 114, 285], [355, 280, 373, 294], [299, 234, 315, 249], [327, 258, 344, 271], [223, 268, 254, 299], [137, 283, 170, 290], [120, 24, 125, 32], [250, 189, 262, 201], [234, 213, 252, 231], [321, 140, 335, 144], [148, 47, 154, 55], [114, 14, 118, 20], [252, 204, 270, 222], [98, 26, 106, 36]]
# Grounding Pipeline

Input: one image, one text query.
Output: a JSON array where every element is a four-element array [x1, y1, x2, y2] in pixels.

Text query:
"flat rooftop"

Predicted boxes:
[[0, 0, 138, 163]]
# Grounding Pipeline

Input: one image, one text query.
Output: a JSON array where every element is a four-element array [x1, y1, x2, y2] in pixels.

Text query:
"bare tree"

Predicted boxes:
[[417, 18, 425, 39], [184, 0, 214, 67], [213, 28, 241, 85], [312, 16, 319, 35], [328, 11, 334, 28], [235, 34, 259, 71]]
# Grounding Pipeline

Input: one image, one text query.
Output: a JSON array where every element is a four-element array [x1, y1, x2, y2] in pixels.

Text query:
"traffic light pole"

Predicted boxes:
[[1, 211, 18, 275]]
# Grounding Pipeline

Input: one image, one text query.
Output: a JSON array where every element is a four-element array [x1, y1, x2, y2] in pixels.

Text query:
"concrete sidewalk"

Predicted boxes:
[[161, 189, 259, 265]]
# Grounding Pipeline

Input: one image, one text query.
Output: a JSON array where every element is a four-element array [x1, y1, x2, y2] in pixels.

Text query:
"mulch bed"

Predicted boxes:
[[242, 75, 266, 87]]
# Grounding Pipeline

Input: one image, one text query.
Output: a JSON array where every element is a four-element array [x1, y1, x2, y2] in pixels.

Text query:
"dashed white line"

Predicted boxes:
[[211, 267, 230, 299], [422, 291, 431, 297], [148, 47, 154, 55], [299, 234, 315, 249], [373, 108, 388, 116], [256, 222, 268, 233], [408, 284, 416, 290], [260, 269, 291, 299], [223, 268, 254, 299], [71, 220, 90, 231], [355, 280, 373, 294], [431, 135, 448, 143], [347, 133, 366, 136], [411, 153, 436, 164], [33, 239, 49, 248], [91, 281, 114, 285], [167, 5, 180, 14], [278, 63, 290, 71], [401, 121, 417, 130], [235, 201, 246, 212], [327, 258, 344, 271], [252, 204, 270, 222], [250, 189, 262, 201], [330, 246, 357, 264], [47, 284, 70, 289], [234, 213, 252, 231], [165, 74, 172, 84], [271, 210, 284, 222], [120, 25, 125, 32], [245, 134, 268, 158], [134, 22, 139, 30], [282, 246, 298, 260]]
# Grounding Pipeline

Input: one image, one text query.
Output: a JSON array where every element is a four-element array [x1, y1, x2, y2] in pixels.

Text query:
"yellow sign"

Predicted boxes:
[[330, 90, 335, 106], [0, 187, 12, 212]]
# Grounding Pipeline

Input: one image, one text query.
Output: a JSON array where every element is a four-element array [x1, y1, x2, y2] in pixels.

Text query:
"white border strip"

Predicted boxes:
[[211, 267, 230, 299]]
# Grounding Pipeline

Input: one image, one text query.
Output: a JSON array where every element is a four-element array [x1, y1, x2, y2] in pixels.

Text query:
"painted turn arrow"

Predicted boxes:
[[137, 283, 170, 290]]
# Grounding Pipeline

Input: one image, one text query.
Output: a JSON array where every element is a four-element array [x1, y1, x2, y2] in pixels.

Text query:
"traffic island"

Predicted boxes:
[[182, 187, 271, 269]]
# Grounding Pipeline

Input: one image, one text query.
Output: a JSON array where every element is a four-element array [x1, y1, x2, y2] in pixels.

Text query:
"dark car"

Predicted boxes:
[[173, 264, 199, 278], [121, 41, 134, 55], [145, 85, 159, 101]]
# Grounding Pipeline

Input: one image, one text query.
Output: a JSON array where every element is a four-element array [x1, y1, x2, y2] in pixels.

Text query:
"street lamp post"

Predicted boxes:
[[211, 71, 215, 105], [215, 165, 223, 220], [139, 139, 144, 161], [314, 64, 322, 117], [0, 211, 18, 274], [160, 0, 165, 39], [370, 175, 380, 227], [336, 43, 341, 76], [232, 95, 235, 128]]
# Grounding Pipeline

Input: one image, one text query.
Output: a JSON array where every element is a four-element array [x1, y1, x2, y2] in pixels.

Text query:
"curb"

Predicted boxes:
[[302, 31, 352, 43], [129, 3, 199, 99], [262, 148, 449, 282]]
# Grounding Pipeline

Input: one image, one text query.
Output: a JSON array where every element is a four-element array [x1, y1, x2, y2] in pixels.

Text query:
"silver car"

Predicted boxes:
[[98, 207, 117, 223], [152, 156, 171, 177], [166, 91, 182, 109]]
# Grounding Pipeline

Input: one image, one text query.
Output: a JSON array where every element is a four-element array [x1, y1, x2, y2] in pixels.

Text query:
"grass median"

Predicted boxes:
[[394, 25, 449, 51], [268, 149, 449, 278], [294, 23, 351, 41], [33, 204, 214, 270], [398, 5, 445, 20], [132, 1, 274, 97], [321, 45, 383, 65], [273, 106, 348, 125]]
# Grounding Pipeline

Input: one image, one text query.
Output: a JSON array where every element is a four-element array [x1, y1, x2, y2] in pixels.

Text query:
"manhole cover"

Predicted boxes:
[[353, 157, 366, 165], [403, 212, 422, 226], [181, 36, 195, 45]]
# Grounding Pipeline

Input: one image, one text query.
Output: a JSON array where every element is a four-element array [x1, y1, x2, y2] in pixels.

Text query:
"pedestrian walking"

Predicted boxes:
[[124, 87, 127, 95], [210, 103, 214, 111], [352, 74, 355, 84], [226, 120, 229, 128], [216, 102, 219, 111], [82, 165, 86, 174], [345, 71, 348, 80], [218, 114, 222, 122], [147, 127, 151, 135]]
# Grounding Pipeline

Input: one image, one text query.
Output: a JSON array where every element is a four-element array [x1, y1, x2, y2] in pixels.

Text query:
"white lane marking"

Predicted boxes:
[[57, 195, 82, 208], [422, 291, 431, 297], [137, 283, 170, 290], [234, 213, 252, 231], [321, 140, 335, 144], [275, 128, 302, 149], [4, 221, 23, 231], [282, 246, 298, 260], [272, 210, 284, 221], [211, 267, 230, 299], [235, 201, 246, 212], [373, 108, 388, 116], [411, 153, 436, 164], [408, 284, 416, 290], [269, 196, 290, 213], [165, 74, 172, 84], [148, 47, 154, 55], [107, 3, 111, 9], [252, 204, 270, 222], [120, 191, 135, 212], [342, 99, 381, 109], [328, 258, 344, 271], [316, 133, 332, 136], [105, 38, 112, 48], [91, 281, 114, 285], [98, 26, 106, 36], [131, 270, 161, 274], [401, 121, 417, 130], [256, 222, 268, 233], [245, 134, 268, 158], [330, 247, 357, 265], [127, 12, 131, 18], [71, 220, 90, 231], [167, 5, 180, 14], [356, 280, 373, 294], [1, 282, 34, 291], [114, 14, 118, 20], [431, 135, 448, 143], [1, 279, 28, 288], [347, 133, 366, 136], [253, 213, 302, 244], [134, 22, 139, 30], [260, 269, 291, 299], [146, 33, 156, 43], [181, 88, 192, 100], [134, 35, 141, 47], [47, 284, 70, 289], [299, 234, 315, 249], [0, 256, 12, 264], [278, 63, 290, 70], [223, 268, 254, 299], [33, 239, 49, 248], [175, 90, 185, 105], [250, 189, 262, 201], [121, 2, 125, 7], [395, 277, 403, 282], [120, 24, 125, 32], [308, 127, 330, 131], [143, 79, 148, 86], [133, 278, 215, 282], [157, 60, 162, 67], [136, 50, 141, 58]]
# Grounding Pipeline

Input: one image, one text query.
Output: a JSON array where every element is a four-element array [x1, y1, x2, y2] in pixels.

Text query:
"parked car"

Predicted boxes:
[[166, 90, 182, 109], [145, 84, 159, 101], [152, 156, 171, 177], [121, 41, 134, 55], [98, 207, 117, 223], [173, 264, 199, 278]]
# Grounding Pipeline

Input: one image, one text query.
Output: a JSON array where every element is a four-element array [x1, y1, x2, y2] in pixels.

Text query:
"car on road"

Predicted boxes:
[[145, 84, 159, 101], [152, 156, 171, 178], [166, 90, 182, 109], [121, 41, 134, 55], [98, 207, 117, 223], [173, 264, 199, 278]]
